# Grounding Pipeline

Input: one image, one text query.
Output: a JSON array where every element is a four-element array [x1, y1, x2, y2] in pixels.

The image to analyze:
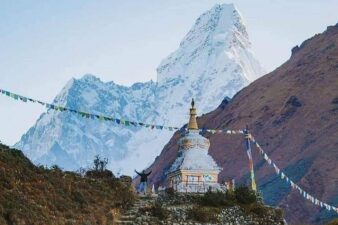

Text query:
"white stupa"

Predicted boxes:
[[167, 99, 222, 193]]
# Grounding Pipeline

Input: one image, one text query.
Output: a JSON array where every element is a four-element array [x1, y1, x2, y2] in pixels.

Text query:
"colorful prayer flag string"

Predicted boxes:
[[249, 134, 338, 214], [0, 88, 243, 134], [0, 88, 181, 131], [1, 87, 337, 213]]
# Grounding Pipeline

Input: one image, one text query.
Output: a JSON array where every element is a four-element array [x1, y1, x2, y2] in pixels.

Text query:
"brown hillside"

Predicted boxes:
[[0, 144, 135, 225], [146, 24, 338, 224]]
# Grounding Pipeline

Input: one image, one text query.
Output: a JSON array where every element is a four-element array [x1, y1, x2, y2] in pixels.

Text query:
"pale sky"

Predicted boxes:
[[0, 0, 337, 145]]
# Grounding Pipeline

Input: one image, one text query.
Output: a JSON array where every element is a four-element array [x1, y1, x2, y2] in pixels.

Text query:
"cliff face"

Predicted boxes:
[[146, 24, 338, 224]]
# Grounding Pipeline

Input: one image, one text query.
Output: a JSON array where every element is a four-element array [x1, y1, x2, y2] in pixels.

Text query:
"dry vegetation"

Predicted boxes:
[[0, 144, 135, 225]]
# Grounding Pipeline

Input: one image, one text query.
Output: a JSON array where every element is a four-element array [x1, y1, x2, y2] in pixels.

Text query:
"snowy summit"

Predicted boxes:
[[15, 4, 264, 175]]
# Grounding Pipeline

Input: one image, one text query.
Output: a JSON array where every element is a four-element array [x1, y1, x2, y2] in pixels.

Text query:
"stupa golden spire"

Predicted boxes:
[[188, 98, 198, 130]]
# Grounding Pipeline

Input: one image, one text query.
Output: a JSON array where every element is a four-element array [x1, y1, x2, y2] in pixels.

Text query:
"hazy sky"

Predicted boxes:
[[0, 0, 337, 145]]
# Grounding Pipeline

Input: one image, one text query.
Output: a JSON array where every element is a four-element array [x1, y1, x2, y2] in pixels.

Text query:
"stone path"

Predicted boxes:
[[114, 196, 156, 224]]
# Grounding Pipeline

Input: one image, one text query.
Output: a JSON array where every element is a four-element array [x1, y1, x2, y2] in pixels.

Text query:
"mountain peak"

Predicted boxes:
[[16, 4, 264, 177], [79, 74, 101, 82], [179, 2, 247, 48], [157, 3, 262, 85]]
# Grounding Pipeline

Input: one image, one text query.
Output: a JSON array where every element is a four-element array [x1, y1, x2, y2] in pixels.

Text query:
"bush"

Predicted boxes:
[[151, 202, 169, 220], [235, 186, 257, 204], [93, 155, 108, 172], [85, 155, 115, 179], [200, 189, 226, 207], [85, 169, 114, 179], [246, 203, 269, 217], [187, 206, 220, 223], [199, 189, 236, 207], [119, 175, 132, 185], [50, 164, 62, 173], [165, 187, 175, 196]]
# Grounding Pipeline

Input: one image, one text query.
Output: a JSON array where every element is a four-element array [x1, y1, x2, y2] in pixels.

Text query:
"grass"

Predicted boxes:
[[0, 144, 135, 225]]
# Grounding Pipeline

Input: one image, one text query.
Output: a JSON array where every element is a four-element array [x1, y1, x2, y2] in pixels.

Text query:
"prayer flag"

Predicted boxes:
[[264, 153, 268, 161], [281, 172, 285, 179], [267, 158, 272, 165]]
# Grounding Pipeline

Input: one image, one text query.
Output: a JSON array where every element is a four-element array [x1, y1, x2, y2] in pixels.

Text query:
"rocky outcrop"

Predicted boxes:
[[116, 194, 285, 225]]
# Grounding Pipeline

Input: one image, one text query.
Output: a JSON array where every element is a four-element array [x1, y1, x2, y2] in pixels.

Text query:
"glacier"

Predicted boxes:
[[15, 3, 264, 176]]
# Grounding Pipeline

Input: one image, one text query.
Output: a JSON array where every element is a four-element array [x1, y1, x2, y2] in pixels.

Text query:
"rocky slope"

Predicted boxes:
[[145, 24, 338, 224], [15, 3, 264, 175]]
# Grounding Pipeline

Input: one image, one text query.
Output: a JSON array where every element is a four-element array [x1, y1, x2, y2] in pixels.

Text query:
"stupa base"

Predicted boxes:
[[171, 182, 226, 193]]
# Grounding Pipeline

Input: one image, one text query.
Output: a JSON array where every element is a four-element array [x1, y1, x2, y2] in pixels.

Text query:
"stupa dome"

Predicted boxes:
[[166, 99, 222, 193], [178, 130, 210, 151]]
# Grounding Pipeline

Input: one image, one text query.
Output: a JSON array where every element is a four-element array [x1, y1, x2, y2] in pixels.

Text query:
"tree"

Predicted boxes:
[[93, 155, 108, 172], [86, 155, 114, 179]]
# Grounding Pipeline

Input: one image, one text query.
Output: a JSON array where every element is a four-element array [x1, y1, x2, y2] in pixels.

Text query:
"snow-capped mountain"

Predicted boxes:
[[15, 4, 264, 175]]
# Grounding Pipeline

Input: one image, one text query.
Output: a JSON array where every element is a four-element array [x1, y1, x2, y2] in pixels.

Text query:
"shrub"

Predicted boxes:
[[93, 155, 108, 172], [187, 206, 220, 223], [119, 175, 132, 185], [50, 164, 62, 173], [85, 169, 114, 179], [150, 202, 169, 220], [199, 189, 236, 207], [235, 186, 257, 204], [200, 189, 227, 207], [246, 203, 269, 217], [85, 155, 115, 179], [165, 187, 175, 196]]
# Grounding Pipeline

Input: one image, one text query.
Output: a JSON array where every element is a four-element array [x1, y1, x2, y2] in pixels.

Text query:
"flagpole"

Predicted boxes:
[[244, 125, 257, 192]]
